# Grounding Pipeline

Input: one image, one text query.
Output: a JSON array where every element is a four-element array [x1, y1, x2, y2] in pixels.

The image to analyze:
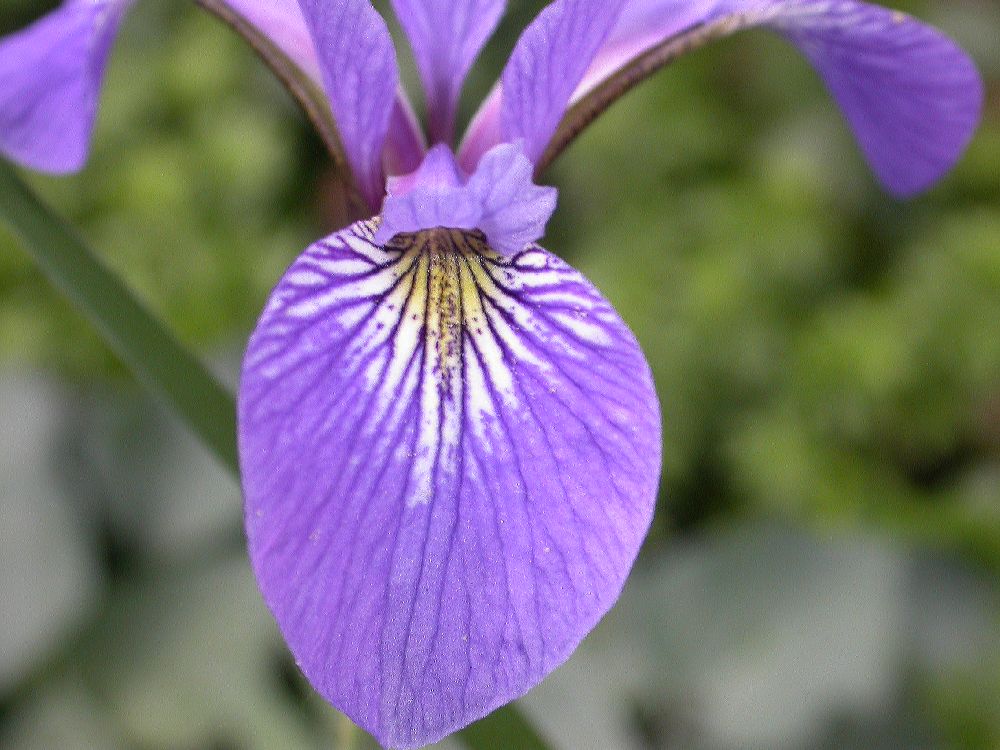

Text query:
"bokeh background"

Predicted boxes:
[[1, 0, 998, 748]]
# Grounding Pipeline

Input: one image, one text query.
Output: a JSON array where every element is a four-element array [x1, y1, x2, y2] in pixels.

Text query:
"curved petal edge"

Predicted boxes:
[[500, 0, 629, 164], [296, 0, 400, 208], [762, 0, 984, 196], [537, 0, 983, 194], [218, 0, 425, 178]]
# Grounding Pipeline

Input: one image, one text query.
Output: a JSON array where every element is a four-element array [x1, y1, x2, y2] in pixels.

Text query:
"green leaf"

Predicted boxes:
[[458, 704, 552, 750], [0, 160, 555, 750], [0, 161, 238, 474]]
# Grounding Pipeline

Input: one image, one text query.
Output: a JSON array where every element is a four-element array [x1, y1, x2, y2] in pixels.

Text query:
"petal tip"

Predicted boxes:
[[773, 2, 985, 197], [0, 1, 127, 174], [878, 56, 985, 198]]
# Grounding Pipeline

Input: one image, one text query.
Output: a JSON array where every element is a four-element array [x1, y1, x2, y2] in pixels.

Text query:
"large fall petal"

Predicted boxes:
[[239, 220, 661, 748]]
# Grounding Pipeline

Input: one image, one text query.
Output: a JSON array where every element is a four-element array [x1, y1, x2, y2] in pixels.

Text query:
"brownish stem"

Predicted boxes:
[[195, 0, 369, 222], [536, 15, 749, 178]]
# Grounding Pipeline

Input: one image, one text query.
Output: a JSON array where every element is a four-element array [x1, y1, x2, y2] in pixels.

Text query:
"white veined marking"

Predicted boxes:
[[265, 223, 619, 510]]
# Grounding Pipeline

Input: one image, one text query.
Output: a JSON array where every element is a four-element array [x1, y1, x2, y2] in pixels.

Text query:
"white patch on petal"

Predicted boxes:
[[248, 222, 638, 512]]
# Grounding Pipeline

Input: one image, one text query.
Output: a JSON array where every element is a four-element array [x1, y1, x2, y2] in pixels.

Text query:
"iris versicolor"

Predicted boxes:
[[0, 0, 982, 747]]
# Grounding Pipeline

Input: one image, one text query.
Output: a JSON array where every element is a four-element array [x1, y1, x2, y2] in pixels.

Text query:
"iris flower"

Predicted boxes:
[[0, 0, 981, 747]]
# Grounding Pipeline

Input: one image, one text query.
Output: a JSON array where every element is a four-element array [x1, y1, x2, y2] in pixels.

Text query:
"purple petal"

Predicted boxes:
[[239, 220, 661, 749], [376, 143, 557, 255], [0, 0, 131, 173], [389, 0, 505, 143], [543, 0, 981, 195], [222, 0, 323, 81], [573, 0, 717, 103], [500, 0, 630, 164], [296, 0, 400, 208], [755, 1, 983, 196], [464, 142, 559, 255], [222, 0, 424, 177], [386, 95, 426, 176], [376, 145, 482, 241], [458, 86, 502, 172]]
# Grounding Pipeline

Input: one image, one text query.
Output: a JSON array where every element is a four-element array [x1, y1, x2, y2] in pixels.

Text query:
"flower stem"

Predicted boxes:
[[194, 0, 367, 217], [538, 15, 748, 176]]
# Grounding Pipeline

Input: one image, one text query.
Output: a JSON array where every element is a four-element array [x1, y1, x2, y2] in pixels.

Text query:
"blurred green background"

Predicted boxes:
[[1, 0, 998, 748]]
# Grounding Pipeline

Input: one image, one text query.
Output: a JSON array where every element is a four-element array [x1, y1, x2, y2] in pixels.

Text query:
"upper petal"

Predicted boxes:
[[221, 0, 424, 177], [499, 0, 630, 164], [222, 0, 323, 81], [541, 0, 982, 194], [239, 220, 661, 748], [296, 0, 400, 208], [572, 0, 718, 104], [389, 0, 506, 144], [0, 0, 132, 173], [457, 85, 502, 172], [758, 0, 983, 196]]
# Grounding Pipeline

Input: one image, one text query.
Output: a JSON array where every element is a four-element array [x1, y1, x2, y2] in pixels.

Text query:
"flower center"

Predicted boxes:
[[375, 143, 557, 257]]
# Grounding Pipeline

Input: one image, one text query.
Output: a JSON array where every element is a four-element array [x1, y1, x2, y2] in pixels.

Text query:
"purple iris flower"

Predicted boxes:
[[0, 0, 982, 747]]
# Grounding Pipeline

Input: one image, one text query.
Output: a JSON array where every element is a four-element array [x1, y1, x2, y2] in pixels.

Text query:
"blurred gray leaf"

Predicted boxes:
[[88, 556, 329, 749], [61, 381, 240, 561], [0, 374, 99, 693], [522, 524, 999, 750], [0, 678, 117, 750]]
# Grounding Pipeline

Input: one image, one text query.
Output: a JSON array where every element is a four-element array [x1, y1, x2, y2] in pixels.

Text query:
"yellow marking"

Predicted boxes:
[[398, 249, 430, 340], [385, 228, 501, 396], [427, 236, 462, 384], [457, 257, 487, 338], [385, 246, 422, 314], [892, 10, 907, 24]]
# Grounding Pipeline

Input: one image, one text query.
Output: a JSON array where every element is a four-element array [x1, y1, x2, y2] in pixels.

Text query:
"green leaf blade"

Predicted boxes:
[[0, 161, 238, 474], [458, 704, 553, 750]]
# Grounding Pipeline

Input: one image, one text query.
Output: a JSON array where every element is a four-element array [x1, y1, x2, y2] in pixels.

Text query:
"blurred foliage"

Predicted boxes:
[[0, 0, 998, 748]]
